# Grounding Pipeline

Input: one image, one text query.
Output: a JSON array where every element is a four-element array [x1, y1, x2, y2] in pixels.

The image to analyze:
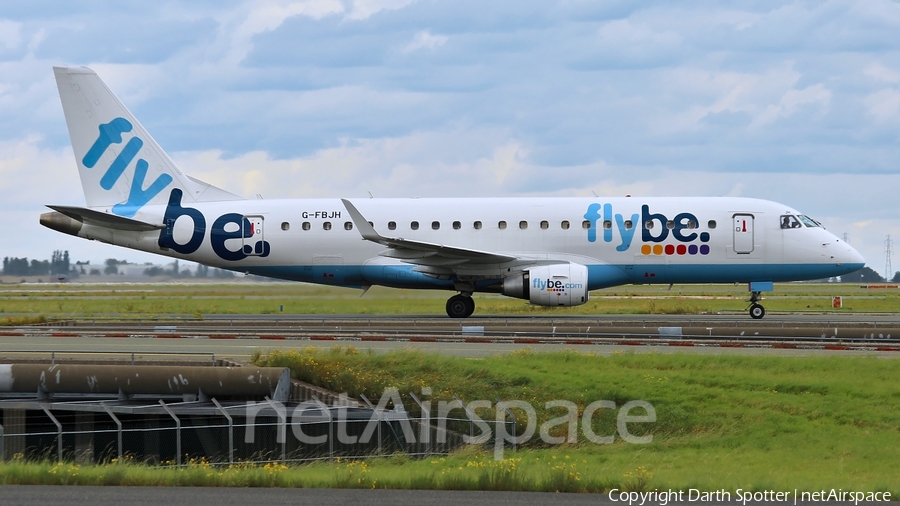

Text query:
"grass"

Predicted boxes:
[[0, 453, 638, 492], [246, 346, 900, 493], [0, 314, 47, 326], [0, 281, 896, 317], [2, 347, 898, 493]]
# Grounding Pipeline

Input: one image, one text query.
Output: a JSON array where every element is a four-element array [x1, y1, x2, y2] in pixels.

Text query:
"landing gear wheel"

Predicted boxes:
[[446, 294, 475, 318], [749, 303, 765, 320]]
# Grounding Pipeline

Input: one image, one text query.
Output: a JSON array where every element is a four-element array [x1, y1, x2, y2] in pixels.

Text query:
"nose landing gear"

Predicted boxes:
[[446, 293, 475, 318], [748, 291, 765, 319]]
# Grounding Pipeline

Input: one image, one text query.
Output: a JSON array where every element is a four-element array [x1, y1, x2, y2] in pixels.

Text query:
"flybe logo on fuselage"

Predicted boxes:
[[83, 117, 174, 218], [158, 189, 271, 261], [583, 204, 711, 256]]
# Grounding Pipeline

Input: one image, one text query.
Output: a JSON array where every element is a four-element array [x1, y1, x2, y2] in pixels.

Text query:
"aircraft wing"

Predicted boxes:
[[341, 199, 518, 267]]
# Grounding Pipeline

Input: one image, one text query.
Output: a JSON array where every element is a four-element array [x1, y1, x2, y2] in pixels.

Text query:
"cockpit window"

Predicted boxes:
[[797, 214, 821, 228], [780, 215, 801, 229]]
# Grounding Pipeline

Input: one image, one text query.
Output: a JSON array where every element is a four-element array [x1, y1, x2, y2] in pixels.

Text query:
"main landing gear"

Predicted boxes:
[[748, 291, 766, 320], [446, 293, 475, 318]]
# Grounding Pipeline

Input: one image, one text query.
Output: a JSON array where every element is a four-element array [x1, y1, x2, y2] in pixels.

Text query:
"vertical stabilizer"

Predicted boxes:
[[53, 66, 241, 217]]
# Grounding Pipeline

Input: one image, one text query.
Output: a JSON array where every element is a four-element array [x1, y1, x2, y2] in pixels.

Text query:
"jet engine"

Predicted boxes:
[[502, 263, 589, 306]]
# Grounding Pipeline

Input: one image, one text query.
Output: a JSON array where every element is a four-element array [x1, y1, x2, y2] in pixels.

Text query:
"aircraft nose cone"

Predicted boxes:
[[839, 242, 865, 269]]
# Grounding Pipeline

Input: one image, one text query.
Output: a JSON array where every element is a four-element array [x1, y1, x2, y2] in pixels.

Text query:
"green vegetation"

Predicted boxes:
[[0, 314, 47, 326], [0, 453, 641, 492], [0, 281, 897, 317], [2, 347, 897, 492], [249, 346, 900, 493]]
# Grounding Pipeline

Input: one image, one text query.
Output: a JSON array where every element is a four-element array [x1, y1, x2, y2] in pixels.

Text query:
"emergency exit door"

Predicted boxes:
[[243, 215, 265, 256]]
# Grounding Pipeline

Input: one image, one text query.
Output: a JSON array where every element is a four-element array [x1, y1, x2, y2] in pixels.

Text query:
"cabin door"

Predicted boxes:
[[732, 214, 755, 254]]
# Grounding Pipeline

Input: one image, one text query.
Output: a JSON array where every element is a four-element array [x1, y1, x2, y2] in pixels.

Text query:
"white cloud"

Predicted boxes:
[[403, 31, 448, 53], [172, 129, 532, 199], [750, 83, 831, 128], [345, 0, 417, 21], [865, 63, 900, 84], [649, 63, 813, 132], [865, 89, 900, 121], [0, 20, 22, 50], [0, 135, 75, 205], [216, 0, 345, 66]]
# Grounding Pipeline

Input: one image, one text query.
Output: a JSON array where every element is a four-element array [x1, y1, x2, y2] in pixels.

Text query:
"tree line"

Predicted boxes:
[[3, 250, 73, 277], [2, 251, 235, 278]]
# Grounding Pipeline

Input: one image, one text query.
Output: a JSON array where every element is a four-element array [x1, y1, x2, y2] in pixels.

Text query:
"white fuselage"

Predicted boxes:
[[73, 195, 864, 292]]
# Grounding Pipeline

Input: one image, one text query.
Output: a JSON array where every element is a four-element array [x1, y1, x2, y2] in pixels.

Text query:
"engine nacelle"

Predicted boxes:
[[502, 263, 589, 307]]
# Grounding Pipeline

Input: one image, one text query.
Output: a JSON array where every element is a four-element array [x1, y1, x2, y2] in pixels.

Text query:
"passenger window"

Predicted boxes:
[[498, 221, 507, 230], [323, 222, 332, 231], [687, 220, 697, 229], [519, 221, 528, 230], [388, 221, 396, 230], [666, 220, 675, 230], [603, 220, 612, 230], [474, 221, 482, 230], [302, 222, 310, 231], [281, 222, 290, 231], [561, 221, 570, 230], [624, 220, 633, 230], [582, 220, 591, 230], [344, 222, 353, 230], [645, 221, 654, 230], [708, 220, 717, 229], [540, 220, 549, 230], [410, 221, 419, 230], [432, 221, 440, 230], [453, 221, 461, 230]]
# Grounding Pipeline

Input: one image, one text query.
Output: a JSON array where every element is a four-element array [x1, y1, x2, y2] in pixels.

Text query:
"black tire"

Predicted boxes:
[[446, 294, 475, 318], [749, 303, 765, 319], [463, 296, 475, 317]]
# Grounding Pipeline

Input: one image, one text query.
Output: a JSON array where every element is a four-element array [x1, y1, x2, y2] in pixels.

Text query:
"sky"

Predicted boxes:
[[0, 0, 898, 277]]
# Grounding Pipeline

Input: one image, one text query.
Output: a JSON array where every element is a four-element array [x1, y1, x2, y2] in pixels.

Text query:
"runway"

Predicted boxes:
[[0, 486, 618, 506], [2, 313, 899, 361]]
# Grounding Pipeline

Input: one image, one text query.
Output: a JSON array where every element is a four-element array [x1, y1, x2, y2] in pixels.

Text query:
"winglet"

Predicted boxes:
[[341, 199, 385, 243]]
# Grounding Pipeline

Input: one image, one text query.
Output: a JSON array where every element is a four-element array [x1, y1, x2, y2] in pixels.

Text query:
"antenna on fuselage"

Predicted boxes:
[[368, 191, 374, 199]]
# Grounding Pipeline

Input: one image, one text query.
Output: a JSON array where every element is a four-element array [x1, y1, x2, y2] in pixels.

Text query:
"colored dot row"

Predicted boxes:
[[641, 244, 710, 256]]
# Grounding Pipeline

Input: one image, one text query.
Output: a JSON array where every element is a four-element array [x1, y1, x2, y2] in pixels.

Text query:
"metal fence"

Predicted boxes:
[[0, 398, 517, 466]]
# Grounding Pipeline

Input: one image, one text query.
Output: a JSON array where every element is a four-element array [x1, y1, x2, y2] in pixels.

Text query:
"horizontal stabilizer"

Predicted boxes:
[[46, 205, 163, 231]]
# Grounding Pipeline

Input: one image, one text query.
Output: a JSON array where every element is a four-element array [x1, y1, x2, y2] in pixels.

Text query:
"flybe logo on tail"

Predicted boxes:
[[83, 117, 173, 217]]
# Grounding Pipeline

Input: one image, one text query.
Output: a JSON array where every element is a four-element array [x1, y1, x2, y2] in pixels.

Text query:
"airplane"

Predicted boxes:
[[41, 66, 866, 319]]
